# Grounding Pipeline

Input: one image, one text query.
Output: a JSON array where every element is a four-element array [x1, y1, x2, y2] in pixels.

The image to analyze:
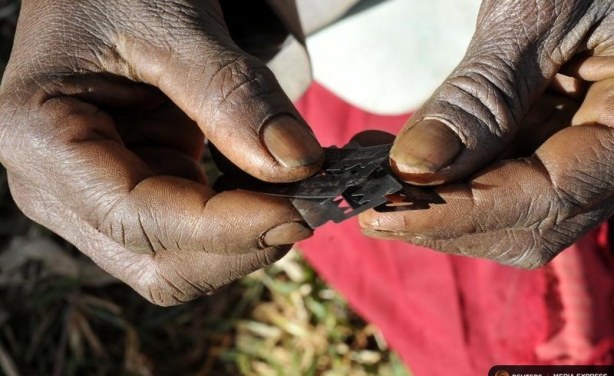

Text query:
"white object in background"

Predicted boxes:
[[306, 0, 482, 115], [296, 0, 360, 34]]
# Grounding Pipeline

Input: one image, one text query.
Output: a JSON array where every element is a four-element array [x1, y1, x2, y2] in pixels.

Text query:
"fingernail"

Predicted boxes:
[[262, 115, 323, 168], [262, 222, 313, 247], [390, 119, 463, 174]]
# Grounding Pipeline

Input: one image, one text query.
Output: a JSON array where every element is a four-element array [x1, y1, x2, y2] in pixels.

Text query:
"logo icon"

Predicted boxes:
[[494, 371, 510, 376]]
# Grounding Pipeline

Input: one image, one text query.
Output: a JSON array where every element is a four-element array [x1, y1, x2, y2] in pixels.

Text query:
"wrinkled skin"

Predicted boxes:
[[361, 1, 614, 268], [0, 0, 324, 306]]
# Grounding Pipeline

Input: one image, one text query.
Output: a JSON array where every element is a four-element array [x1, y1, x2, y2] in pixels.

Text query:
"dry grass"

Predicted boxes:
[[0, 2, 409, 374]]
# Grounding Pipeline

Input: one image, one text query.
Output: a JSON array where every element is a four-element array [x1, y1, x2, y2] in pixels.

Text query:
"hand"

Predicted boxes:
[[0, 0, 323, 305], [361, 1, 614, 268]]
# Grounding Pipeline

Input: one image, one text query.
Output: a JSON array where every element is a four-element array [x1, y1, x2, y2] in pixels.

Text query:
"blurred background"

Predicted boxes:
[[0, 1, 411, 375]]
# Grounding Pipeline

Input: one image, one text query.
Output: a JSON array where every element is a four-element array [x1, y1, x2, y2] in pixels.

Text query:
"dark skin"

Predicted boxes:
[[361, 0, 614, 268], [0, 0, 323, 306], [1, 0, 614, 305]]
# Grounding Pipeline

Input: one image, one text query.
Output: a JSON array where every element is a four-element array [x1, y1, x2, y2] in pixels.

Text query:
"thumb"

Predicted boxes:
[[112, 5, 323, 183], [390, 1, 597, 185]]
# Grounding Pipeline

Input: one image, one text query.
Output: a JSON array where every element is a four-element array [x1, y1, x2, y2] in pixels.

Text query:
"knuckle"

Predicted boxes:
[[551, 183, 587, 218], [207, 54, 277, 107], [551, 165, 614, 217], [416, 227, 561, 269], [99, 203, 163, 256], [136, 280, 182, 307], [443, 60, 518, 136]]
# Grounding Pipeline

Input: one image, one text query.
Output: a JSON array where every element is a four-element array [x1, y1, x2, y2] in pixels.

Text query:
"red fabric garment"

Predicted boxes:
[[295, 82, 614, 375]]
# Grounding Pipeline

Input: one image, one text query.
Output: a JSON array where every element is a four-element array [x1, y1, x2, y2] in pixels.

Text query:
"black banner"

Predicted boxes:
[[490, 365, 614, 376]]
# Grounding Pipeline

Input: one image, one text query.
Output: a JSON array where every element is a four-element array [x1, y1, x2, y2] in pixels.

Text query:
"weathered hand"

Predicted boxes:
[[361, 1, 614, 268], [0, 0, 323, 305]]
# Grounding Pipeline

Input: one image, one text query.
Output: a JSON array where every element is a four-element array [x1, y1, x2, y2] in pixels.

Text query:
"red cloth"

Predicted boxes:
[[296, 83, 614, 375]]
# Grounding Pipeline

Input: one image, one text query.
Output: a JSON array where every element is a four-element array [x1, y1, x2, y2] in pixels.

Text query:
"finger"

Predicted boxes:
[[116, 102, 206, 160], [502, 93, 579, 158], [389, 2, 601, 185], [562, 56, 614, 82], [112, 3, 323, 183], [7, 172, 290, 306], [116, 102, 209, 183], [1, 97, 312, 255], [572, 78, 614, 127], [348, 130, 396, 147], [362, 124, 614, 268]]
